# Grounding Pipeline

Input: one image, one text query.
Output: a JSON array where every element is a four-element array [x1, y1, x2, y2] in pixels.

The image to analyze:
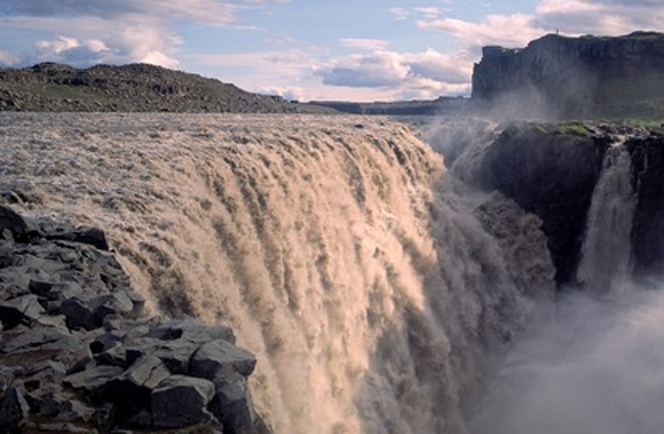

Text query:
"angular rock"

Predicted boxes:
[[150, 316, 235, 344], [0, 204, 28, 241], [0, 293, 45, 328], [60, 296, 97, 331], [190, 340, 257, 380], [210, 374, 258, 434], [0, 386, 30, 431], [64, 365, 123, 392], [59, 399, 95, 422], [151, 375, 215, 428], [122, 355, 171, 390], [93, 292, 134, 325]]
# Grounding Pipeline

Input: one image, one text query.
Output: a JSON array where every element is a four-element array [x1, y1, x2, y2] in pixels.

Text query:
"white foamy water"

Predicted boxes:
[[577, 142, 636, 292], [0, 113, 555, 434]]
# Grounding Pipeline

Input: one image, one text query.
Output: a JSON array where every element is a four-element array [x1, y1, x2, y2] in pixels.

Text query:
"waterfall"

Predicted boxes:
[[576, 142, 636, 292], [0, 113, 555, 434]]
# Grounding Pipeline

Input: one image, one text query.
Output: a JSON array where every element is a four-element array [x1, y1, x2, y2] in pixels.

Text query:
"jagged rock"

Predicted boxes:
[[190, 340, 257, 380], [0, 366, 15, 394], [479, 122, 609, 284], [0, 293, 44, 328], [0, 386, 30, 431], [210, 374, 262, 434], [151, 375, 215, 428], [59, 399, 95, 422], [93, 292, 135, 325], [149, 316, 236, 344], [64, 365, 123, 392], [122, 355, 171, 390], [625, 136, 664, 278], [0, 204, 28, 241]]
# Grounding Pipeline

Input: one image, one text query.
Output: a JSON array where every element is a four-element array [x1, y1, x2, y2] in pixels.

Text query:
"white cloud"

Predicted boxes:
[[0, 0, 288, 69], [339, 38, 390, 51], [416, 0, 664, 50], [417, 14, 546, 48], [313, 47, 473, 99], [0, 0, 287, 24], [389, 7, 411, 20]]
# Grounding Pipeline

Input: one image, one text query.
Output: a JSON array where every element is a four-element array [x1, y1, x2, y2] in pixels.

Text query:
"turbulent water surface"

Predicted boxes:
[[0, 113, 558, 433]]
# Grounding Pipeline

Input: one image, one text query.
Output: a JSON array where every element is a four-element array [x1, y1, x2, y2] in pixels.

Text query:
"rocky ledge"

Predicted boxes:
[[0, 204, 270, 433]]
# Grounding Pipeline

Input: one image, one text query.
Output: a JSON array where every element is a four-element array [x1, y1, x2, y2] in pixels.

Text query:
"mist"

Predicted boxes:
[[468, 284, 664, 434]]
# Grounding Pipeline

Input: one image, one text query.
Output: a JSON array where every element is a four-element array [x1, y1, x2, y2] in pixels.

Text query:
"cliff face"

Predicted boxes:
[[472, 32, 664, 119]]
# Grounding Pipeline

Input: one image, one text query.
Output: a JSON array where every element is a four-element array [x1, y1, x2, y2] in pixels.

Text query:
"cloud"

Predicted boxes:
[[0, 0, 287, 24], [313, 48, 473, 99], [0, 0, 288, 69], [339, 38, 390, 51], [418, 14, 546, 48], [389, 7, 411, 20], [416, 0, 664, 49]]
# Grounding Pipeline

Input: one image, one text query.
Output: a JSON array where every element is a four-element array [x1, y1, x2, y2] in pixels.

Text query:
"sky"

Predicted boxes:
[[0, 0, 663, 102]]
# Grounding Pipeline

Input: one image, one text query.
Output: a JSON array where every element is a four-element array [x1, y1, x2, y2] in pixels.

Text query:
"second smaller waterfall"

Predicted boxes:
[[576, 142, 636, 292]]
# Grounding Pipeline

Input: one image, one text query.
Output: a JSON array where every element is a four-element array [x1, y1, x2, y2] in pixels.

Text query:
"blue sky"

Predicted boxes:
[[0, 0, 662, 101]]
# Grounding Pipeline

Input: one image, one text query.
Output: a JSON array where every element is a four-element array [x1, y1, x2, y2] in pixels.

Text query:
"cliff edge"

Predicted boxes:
[[472, 31, 664, 119]]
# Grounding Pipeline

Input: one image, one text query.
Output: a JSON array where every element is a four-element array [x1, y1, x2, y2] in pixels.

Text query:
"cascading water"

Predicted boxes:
[[576, 142, 636, 292], [0, 113, 555, 434], [466, 133, 664, 434]]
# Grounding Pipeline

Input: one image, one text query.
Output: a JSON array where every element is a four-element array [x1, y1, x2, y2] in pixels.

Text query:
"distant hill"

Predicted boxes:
[[0, 62, 333, 113], [472, 31, 664, 120], [308, 96, 472, 116]]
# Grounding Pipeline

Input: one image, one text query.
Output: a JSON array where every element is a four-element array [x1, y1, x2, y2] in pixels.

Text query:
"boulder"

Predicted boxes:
[[190, 340, 257, 380], [151, 375, 215, 428], [210, 374, 261, 434], [149, 316, 235, 344], [64, 365, 123, 393], [0, 204, 28, 241]]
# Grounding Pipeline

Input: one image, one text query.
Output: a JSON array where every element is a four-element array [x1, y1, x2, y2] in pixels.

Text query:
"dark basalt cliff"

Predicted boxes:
[[478, 122, 664, 286], [479, 123, 609, 284], [0, 62, 330, 114], [472, 31, 664, 119]]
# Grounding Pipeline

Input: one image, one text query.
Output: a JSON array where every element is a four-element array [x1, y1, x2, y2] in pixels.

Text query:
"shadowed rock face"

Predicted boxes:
[[627, 135, 664, 277], [478, 123, 609, 285], [472, 32, 664, 119]]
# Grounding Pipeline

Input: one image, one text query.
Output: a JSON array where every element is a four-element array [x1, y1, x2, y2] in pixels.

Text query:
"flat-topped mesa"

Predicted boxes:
[[472, 31, 664, 119]]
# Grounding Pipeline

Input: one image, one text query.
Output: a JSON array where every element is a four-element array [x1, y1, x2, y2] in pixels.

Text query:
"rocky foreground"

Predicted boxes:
[[0, 204, 269, 433]]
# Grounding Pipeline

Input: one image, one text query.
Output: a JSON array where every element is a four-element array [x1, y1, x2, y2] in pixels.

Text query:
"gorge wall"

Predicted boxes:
[[472, 31, 664, 119]]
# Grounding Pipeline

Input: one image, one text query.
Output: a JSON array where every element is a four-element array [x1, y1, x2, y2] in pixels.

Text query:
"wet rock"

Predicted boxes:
[[190, 340, 257, 380], [151, 375, 215, 428]]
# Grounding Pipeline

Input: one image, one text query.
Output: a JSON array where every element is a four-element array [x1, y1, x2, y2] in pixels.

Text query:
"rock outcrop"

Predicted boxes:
[[0, 62, 330, 114], [477, 121, 664, 286], [0, 204, 270, 433], [472, 31, 664, 119]]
